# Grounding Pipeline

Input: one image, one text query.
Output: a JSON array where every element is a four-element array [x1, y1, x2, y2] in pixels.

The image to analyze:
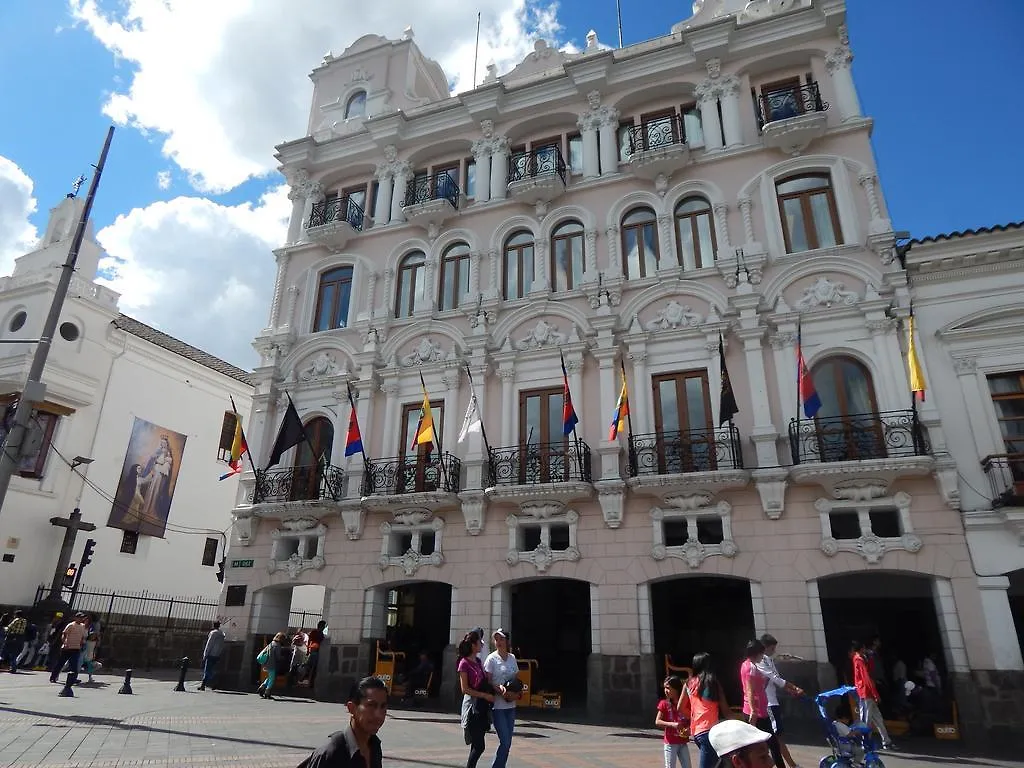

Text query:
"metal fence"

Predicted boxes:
[[35, 585, 219, 632], [288, 610, 323, 630]]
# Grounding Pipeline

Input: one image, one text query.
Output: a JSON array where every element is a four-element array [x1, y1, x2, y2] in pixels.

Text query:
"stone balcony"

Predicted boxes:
[[361, 452, 462, 513], [486, 440, 593, 504], [626, 423, 749, 500], [506, 144, 567, 216], [624, 114, 691, 184], [757, 81, 829, 155], [305, 197, 365, 249], [402, 172, 460, 239]]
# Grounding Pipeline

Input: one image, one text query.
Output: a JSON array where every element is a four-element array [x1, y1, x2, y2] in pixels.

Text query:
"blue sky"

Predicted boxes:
[[0, 0, 1021, 368]]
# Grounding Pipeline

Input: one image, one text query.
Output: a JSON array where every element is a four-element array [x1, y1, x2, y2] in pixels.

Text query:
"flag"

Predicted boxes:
[[266, 396, 307, 469], [608, 371, 629, 441], [219, 413, 249, 481], [797, 325, 822, 418], [718, 335, 739, 426], [344, 406, 364, 457], [907, 315, 926, 403], [561, 354, 579, 436], [412, 374, 436, 449], [458, 395, 482, 443]]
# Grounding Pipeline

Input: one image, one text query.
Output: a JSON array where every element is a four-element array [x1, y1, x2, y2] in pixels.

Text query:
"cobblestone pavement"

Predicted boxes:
[[0, 671, 1018, 767]]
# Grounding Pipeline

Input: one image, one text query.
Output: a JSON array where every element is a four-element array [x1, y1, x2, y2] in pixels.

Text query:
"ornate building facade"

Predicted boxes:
[[218, 0, 1016, 738]]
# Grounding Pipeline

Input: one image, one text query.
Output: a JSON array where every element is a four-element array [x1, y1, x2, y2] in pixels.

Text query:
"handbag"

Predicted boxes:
[[256, 643, 271, 666]]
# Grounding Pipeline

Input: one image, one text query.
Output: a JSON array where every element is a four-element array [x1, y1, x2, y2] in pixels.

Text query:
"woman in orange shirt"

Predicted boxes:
[[681, 653, 736, 768]]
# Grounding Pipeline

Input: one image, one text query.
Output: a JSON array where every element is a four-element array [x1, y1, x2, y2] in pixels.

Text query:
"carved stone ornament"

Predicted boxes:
[[279, 517, 319, 531], [596, 480, 626, 529], [506, 542, 581, 573], [341, 505, 364, 540], [350, 65, 374, 83], [269, 552, 326, 579], [393, 508, 432, 526], [816, 491, 923, 565], [515, 319, 569, 350], [235, 515, 253, 546], [644, 300, 704, 331], [379, 549, 444, 577], [460, 492, 486, 535], [520, 501, 565, 519], [650, 501, 737, 568], [300, 351, 343, 381], [400, 337, 454, 367], [794, 277, 860, 312]]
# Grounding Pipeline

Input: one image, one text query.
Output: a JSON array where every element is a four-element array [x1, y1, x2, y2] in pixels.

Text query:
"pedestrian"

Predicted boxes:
[[290, 630, 309, 687], [656, 675, 691, 768], [683, 652, 736, 768], [256, 632, 289, 699], [458, 631, 494, 768], [708, 720, 775, 768], [16, 619, 38, 669], [755, 634, 804, 768], [471, 626, 488, 666], [43, 613, 64, 676], [304, 620, 328, 688], [50, 613, 88, 683], [297, 675, 387, 767], [851, 639, 893, 749], [2, 611, 28, 672], [82, 629, 99, 683], [483, 628, 520, 768], [199, 620, 226, 691], [740, 639, 784, 768]]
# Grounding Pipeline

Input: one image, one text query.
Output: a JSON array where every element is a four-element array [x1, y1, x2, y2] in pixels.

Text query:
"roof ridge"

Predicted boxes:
[[909, 221, 1024, 245]]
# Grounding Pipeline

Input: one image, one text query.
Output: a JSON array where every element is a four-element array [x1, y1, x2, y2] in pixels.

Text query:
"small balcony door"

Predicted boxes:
[[652, 371, 715, 472], [987, 372, 1024, 496], [520, 388, 570, 483], [400, 401, 444, 493], [812, 356, 884, 461], [291, 416, 333, 501]]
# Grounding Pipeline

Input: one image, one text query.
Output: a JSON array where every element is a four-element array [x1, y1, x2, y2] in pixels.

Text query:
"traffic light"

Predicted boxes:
[[216, 559, 225, 584], [63, 564, 77, 588], [81, 538, 96, 568]]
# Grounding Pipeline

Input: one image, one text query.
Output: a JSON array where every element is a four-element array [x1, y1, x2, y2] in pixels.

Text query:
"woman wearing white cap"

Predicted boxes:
[[708, 720, 775, 768], [483, 628, 519, 768]]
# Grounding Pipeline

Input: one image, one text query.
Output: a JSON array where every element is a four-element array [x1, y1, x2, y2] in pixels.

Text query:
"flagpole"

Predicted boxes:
[[287, 392, 322, 470], [619, 357, 635, 440], [561, 350, 583, 479], [419, 371, 449, 490], [908, 302, 917, 416], [795, 318, 802, 448], [463, 362, 493, 456], [229, 395, 259, 478], [345, 381, 370, 466]]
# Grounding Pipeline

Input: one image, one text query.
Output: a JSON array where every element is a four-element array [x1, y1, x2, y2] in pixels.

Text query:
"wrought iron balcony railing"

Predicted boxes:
[[757, 82, 828, 129], [252, 464, 345, 504], [788, 410, 929, 465], [624, 114, 687, 155], [507, 144, 567, 185], [307, 196, 365, 231], [362, 452, 462, 496], [981, 453, 1024, 508], [487, 440, 592, 486], [404, 171, 461, 209], [628, 424, 743, 477]]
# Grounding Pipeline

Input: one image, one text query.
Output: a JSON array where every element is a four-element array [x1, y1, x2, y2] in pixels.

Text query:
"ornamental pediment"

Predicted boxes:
[[939, 305, 1024, 341], [501, 40, 579, 84], [637, 298, 714, 333]]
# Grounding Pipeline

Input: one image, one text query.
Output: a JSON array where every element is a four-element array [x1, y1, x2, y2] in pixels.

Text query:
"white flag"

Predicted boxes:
[[458, 395, 482, 443]]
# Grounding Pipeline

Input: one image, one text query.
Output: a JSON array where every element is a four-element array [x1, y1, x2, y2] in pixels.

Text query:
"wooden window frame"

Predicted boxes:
[[502, 231, 534, 300], [438, 242, 470, 311], [399, 401, 445, 494], [290, 416, 333, 502], [638, 108, 679, 151], [395, 252, 426, 318], [775, 173, 843, 253], [620, 206, 660, 279], [312, 265, 354, 332], [550, 220, 584, 292], [518, 387, 569, 484], [810, 356, 884, 461], [674, 197, 717, 269], [988, 372, 1024, 493], [651, 370, 715, 473], [760, 76, 804, 121]]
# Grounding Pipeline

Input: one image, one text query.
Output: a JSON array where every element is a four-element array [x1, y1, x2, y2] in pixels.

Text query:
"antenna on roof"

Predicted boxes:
[[472, 12, 482, 88], [616, 0, 623, 48]]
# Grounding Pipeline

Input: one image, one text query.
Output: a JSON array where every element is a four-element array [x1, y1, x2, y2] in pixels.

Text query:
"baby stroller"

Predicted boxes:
[[815, 685, 886, 768]]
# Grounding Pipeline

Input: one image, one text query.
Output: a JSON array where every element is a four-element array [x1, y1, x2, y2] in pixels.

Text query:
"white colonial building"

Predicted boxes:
[[217, 0, 1018, 741], [0, 194, 254, 610]]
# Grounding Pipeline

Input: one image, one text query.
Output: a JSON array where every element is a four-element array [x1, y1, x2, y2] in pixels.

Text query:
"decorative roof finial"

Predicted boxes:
[[69, 174, 87, 199]]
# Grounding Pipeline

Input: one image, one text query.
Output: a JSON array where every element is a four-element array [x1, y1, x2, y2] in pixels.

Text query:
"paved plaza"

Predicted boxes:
[[0, 671, 1018, 768]]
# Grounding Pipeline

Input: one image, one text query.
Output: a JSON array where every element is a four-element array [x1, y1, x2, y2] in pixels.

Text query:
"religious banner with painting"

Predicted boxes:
[[108, 417, 187, 538]]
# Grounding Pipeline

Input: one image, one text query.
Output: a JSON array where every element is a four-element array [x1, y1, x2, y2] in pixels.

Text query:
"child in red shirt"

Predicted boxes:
[[655, 676, 691, 768]]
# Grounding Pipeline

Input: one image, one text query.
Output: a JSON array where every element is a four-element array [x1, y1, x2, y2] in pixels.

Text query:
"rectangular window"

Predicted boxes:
[[776, 174, 842, 253], [829, 512, 861, 540], [120, 530, 139, 554], [696, 517, 724, 545], [398, 401, 445, 493], [869, 510, 901, 539], [521, 526, 542, 551], [225, 584, 247, 607], [464, 159, 476, 199], [663, 520, 688, 547], [421, 531, 436, 556], [638, 109, 678, 151], [760, 76, 804, 122], [313, 266, 354, 332], [681, 102, 703, 147], [396, 533, 413, 555], [519, 387, 570, 484], [202, 537, 219, 566], [568, 134, 583, 175], [617, 121, 634, 162], [652, 371, 715, 472], [549, 524, 571, 551]]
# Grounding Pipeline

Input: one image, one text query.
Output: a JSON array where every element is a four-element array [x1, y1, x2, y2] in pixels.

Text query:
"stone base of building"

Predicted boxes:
[[951, 669, 1024, 749]]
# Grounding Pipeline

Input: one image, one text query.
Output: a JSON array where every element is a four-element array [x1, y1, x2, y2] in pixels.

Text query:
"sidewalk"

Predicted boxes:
[[0, 670, 1019, 767]]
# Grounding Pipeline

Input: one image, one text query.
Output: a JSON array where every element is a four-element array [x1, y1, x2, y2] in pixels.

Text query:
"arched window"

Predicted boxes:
[[345, 90, 367, 119], [438, 242, 470, 311], [621, 206, 659, 279], [674, 197, 716, 270], [395, 251, 426, 318], [313, 266, 354, 332], [550, 220, 584, 292], [291, 416, 334, 501], [811, 356, 884, 461], [503, 230, 535, 300], [776, 173, 842, 253]]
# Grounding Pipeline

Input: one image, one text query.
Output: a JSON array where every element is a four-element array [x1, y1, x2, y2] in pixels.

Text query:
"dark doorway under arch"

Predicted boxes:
[[384, 581, 453, 695]]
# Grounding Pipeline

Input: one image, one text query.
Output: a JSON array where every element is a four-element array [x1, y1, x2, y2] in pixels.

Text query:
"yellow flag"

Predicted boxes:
[[907, 316, 926, 402], [413, 382, 435, 449], [229, 413, 244, 464]]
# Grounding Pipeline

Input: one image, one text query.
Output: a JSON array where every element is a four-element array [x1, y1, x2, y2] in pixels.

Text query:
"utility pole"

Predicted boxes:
[[0, 127, 114, 522]]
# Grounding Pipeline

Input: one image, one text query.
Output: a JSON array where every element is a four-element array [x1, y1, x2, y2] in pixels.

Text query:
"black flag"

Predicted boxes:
[[718, 334, 739, 426], [266, 395, 308, 469]]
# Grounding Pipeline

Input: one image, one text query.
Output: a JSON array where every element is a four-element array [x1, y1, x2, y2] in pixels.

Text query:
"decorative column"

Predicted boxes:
[[859, 173, 891, 234], [577, 113, 600, 179], [977, 576, 1024, 670], [365, 270, 379, 320], [267, 250, 291, 329], [584, 229, 598, 282], [487, 249, 500, 300], [472, 139, 491, 204], [373, 167, 393, 226], [719, 76, 743, 148], [696, 85, 723, 152], [352, 378, 375, 468], [628, 349, 649, 431], [285, 171, 308, 244], [531, 240, 550, 294], [825, 26, 861, 122], [380, 381, 400, 457], [390, 163, 409, 223], [597, 109, 620, 176], [382, 269, 395, 319], [738, 197, 756, 247], [656, 215, 675, 270], [769, 331, 798, 424], [420, 258, 437, 314], [952, 356, 1000, 461], [712, 203, 732, 257], [498, 367, 516, 446], [303, 182, 325, 232], [737, 327, 778, 468], [441, 372, 460, 456], [605, 225, 621, 277], [468, 251, 482, 298], [489, 137, 509, 201], [867, 318, 903, 409]]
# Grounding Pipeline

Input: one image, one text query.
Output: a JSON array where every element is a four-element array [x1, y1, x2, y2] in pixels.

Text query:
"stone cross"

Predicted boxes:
[[47, 508, 96, 600]]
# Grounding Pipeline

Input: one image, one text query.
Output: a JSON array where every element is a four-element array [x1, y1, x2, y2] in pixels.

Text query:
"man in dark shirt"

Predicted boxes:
[[299, 676, 387, 768]]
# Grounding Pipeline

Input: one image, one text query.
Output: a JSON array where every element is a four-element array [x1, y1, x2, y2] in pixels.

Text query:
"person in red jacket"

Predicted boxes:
[[851, 640, 893, 750]]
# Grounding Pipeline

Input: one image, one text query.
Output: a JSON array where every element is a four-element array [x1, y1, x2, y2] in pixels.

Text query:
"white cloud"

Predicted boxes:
[[0, 157, 39, 275], [95, 186, 290, 369], [155, 170, 171, 189], [69, 0, 572, 193]]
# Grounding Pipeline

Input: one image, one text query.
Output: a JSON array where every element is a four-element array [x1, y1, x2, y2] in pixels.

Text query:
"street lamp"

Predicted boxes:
[[71, 456, 94, 470]]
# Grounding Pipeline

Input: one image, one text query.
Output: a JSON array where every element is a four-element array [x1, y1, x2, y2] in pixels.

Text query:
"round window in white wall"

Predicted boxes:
[[8, 311, 27, 332], [59, 322, 80, 342]]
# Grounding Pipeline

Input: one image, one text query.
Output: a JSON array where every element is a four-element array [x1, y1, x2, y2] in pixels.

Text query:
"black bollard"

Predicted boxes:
[[118, 668, 134, 695], [58, 670, 75, 698], [173, 656, 189, 692]]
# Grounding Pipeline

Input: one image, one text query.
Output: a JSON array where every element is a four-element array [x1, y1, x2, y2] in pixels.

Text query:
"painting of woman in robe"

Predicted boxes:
[[108, 419, 187, 538]]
